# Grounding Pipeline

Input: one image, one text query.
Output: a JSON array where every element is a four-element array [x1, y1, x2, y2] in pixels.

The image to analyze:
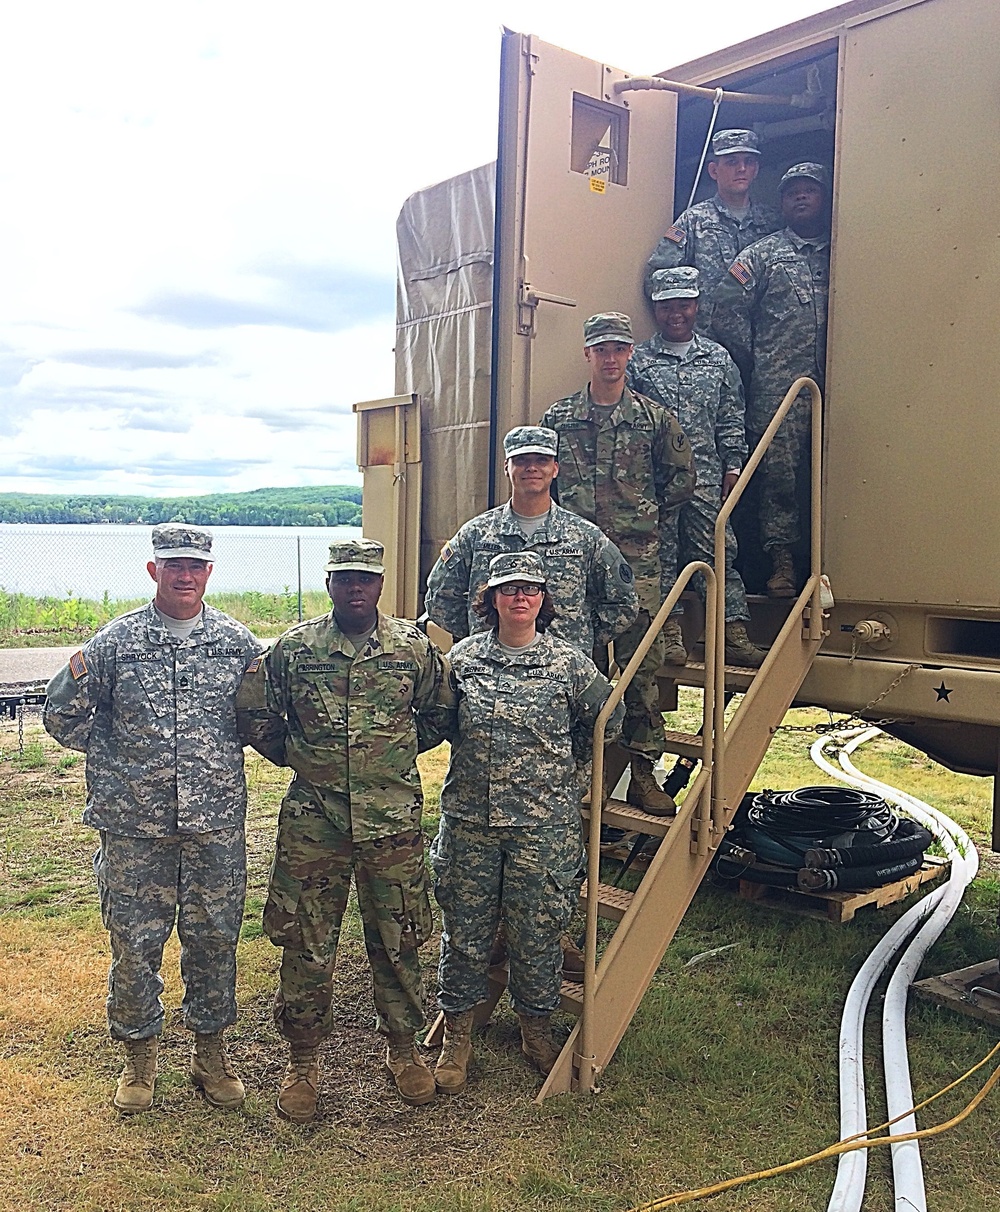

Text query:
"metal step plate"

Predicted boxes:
[[579, 879, 634, 922]]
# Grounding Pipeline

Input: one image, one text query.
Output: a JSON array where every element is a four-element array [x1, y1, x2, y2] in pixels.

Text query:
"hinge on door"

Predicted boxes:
[[517, 281, 578, 337]]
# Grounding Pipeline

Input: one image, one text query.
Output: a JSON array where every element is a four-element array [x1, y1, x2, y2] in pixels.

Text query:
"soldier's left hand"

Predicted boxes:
[[721, 470, 740, 502]]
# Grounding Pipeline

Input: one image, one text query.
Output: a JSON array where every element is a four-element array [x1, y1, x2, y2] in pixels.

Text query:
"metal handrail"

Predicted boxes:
[[712, 375, 824, 827], [579, 558, 718, 1093]]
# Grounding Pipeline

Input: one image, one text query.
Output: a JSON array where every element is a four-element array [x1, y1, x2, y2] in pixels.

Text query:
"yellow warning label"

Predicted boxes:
[[589, 177, 607, 194]]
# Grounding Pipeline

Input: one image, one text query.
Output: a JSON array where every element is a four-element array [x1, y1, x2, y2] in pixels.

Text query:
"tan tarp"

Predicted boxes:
[[394, 162, 495, 592]]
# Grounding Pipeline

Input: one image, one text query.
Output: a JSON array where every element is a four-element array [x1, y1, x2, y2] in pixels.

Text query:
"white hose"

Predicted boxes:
[[813, 728, 979, 1212]]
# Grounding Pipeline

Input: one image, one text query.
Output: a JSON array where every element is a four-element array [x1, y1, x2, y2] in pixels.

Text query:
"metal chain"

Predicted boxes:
[[18, 701, 25, 756], [774, 662, 922, 734]]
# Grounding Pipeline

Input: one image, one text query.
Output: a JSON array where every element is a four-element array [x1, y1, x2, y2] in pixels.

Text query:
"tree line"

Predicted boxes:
[[0, 486, 362, 527]]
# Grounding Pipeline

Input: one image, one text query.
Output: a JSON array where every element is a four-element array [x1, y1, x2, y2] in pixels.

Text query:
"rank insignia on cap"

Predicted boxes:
[[440, 541, 454, 564], [246, 655, 263, 674], [729, 261, 753, 287], [663, 226, 685, 245], [69, 650, 88, 680]]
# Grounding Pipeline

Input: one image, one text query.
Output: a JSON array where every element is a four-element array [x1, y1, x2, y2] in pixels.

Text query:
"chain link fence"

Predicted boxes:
[[0, 523, 362, 604]]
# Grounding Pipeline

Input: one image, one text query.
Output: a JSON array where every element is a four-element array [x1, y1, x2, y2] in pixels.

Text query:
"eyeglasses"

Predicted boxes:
[[497, 582, 543, 597]]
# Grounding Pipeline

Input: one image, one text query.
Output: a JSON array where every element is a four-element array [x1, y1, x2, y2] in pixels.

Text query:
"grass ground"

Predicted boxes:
[[1, 698, 998, 1212], [0, 590, 332, 648]]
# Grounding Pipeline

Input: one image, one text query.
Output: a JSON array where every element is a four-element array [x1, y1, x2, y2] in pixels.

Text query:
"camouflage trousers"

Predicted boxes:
[[748, 391, 813, 550], [264, 789, 432, 1046], [660, 491, 750, 623], [597, 611, 666, 758], [93, 828, 246, 1042], [431, 814, 583, 1017]]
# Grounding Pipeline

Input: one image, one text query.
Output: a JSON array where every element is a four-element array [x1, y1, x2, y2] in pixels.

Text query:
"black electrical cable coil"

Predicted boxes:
[[742, 786, 897, 867]]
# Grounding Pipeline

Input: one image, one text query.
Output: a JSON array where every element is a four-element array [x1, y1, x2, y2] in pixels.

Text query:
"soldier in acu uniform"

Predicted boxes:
[[540, 312, 695, 816], [236, 538, 456, 1122], [643, 129, 780, 357], [425, 424, 638, 655], [430, 551, 624, 1094], [629, 267, 765, 668], [43, 524, 262, 1114], [713, 162, 831, 598]]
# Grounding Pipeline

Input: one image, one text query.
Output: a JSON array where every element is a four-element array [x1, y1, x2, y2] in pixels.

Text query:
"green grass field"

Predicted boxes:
[[1, 700, 998, 1212], [0, 589, 333, 648]]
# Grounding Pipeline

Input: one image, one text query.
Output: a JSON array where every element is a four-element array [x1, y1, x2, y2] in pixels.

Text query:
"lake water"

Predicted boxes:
[[0, 523, 363, 599]]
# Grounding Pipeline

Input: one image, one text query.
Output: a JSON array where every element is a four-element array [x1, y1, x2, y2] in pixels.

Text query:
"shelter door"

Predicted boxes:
[[492, 31, 677, 504]]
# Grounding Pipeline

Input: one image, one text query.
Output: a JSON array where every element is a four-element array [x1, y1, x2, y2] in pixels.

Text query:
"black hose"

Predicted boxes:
[[797, 856, 923, 892], [804, 820, 933, 869]]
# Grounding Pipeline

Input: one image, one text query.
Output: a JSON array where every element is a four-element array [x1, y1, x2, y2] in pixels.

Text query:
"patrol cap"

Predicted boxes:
[[583, 312, 634, 347], [151, 524, 213, 561], [486, 550, 547, 588], [710, 129, 760, 158], [779, 161, 830, 192], [503, 425, 559, 459], [650, 266, 701, 300], [324, 537, 385, 574]]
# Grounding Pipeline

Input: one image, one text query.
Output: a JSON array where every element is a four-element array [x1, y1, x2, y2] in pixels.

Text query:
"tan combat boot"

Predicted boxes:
[[560, 933, 585, 982], [434, 1011, 474, 1095], [766, 547, 796, 598], [517, 1012, 561, 1076], [191, 1031, 246, 1110], [114, 1037, 158, 1113], [626, 756, 676, 817], [661, 618, 688, 665], [276, 1044, 320, 1124], [723, 621, 767, 669], [386, 1032, 436, 1106]]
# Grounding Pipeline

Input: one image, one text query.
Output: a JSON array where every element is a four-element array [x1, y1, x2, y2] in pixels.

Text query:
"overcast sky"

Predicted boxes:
[[0, 0, 831, 498]]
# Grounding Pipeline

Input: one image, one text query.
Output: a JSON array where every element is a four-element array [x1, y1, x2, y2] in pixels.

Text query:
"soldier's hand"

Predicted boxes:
[[721, 470, 740, 502]]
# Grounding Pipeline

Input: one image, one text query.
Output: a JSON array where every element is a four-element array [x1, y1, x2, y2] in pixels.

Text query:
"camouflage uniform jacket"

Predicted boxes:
[[712, 227, 830, 405], [424, 501, 637, 651], [627, 332, 747, 495], [43, 602, 261, 838], [236, 610, 455, 842], [643, 195, 780, 338], [539, 386, 696, 612], [440, 630, 624, 829]]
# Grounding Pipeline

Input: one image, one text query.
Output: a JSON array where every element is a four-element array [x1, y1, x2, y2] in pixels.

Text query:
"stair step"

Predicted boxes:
[[582, 798, 673, 837], [662, 659, 756, 689], [662, 728, 704, 759], [580, 879, 634, 923], [559, 979, 583, 1014]]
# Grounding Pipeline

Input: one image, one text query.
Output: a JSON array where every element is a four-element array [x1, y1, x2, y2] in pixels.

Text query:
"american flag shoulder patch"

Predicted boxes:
[[663, 225, 685, 245], [246, 655, 264, 674], [440, 541, 454, 563], [729, 260, 753, 287], [69, 650, 88, 680]]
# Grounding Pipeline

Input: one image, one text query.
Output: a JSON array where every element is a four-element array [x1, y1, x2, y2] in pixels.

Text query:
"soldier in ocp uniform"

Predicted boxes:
[[236, 538, 456, 1122], [44, 524, 262, 1114], [713, 162, 831, 598], [540, 312, 696, 816], [425, 424, 638, 655], [643, 129, 780, 353], [628, 267, 765, 667], [430, 551, 624, 1094]]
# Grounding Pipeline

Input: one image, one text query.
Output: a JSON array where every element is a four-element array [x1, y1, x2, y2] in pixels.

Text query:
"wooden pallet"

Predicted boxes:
[[734, 855, 950, 923], [912, 959, 1000, 1029]]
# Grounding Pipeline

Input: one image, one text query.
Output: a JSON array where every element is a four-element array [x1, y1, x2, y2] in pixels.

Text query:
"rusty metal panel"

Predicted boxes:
[[492, 33, 677, 504], [824, 0, 1000, 606]]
